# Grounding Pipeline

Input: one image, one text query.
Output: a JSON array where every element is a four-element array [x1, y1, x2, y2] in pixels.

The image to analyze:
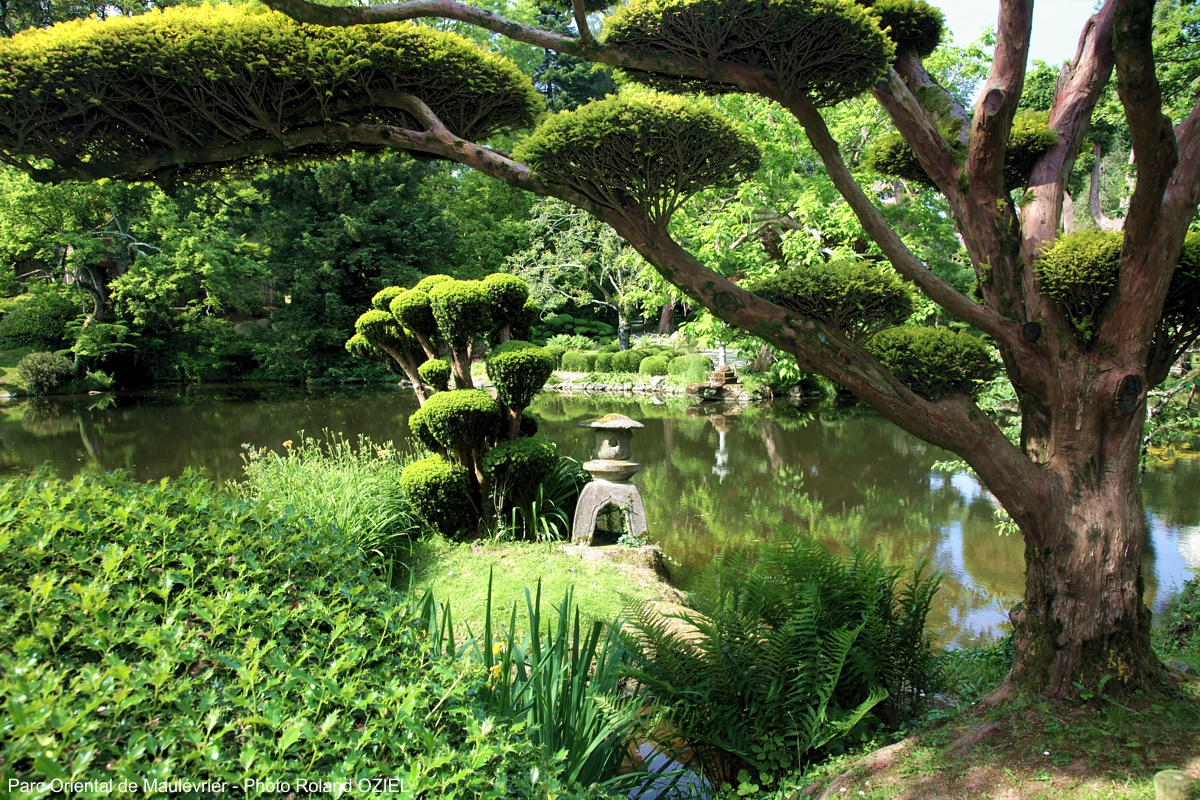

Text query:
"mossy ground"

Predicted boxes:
[[397, 536, 680, 640], [0, 346, 33, 393], [791, 675, 1200, 800]]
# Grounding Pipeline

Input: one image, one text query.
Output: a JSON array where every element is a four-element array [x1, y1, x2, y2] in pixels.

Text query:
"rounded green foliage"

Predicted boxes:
[[594, 352, 615, 372], [390, 289, 438, 338], [667, 353, 714, 375], [344, 332, 378, 360], [414, 274, 454, 293], [400, 455, 474, 538], [599, 342, 621, 353], [372, 286, 405, 312], [482, 438, 558, 493], [1034, 231, 1122, 342], [355, 309, 407, 349], [0, 291, 77, 349], [481, 274, 531, 328], [748, 260, 914, 341], [559, 350, 598, 372], [519, 410, 540, 438], [407, 407, 440, 451], [16, 351, 74, 395], [866, 327, 998, 400], [513, 93, 760, 223], [610, 349, 649, 372], [638, 355, 670, 376], [0, 5, 543, 181], [486, 340, 555, 412], [865, 0, 944, 57], [429, 280, 490, 350], [868, 111, 1056, 190], [1164, 231, 1200, 335], [418, 358, 451, 391], [417, 389, 502, 453], [603, 0, 893, 104]]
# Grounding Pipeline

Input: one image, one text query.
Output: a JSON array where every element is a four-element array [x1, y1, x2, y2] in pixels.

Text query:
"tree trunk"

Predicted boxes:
[[617, 312, 631, 350], [656, 302, 675, 335], [449, 345, 473, 389]]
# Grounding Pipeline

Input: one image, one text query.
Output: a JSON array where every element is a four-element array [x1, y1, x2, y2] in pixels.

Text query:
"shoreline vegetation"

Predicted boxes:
[[1, 430, 1197, 798]]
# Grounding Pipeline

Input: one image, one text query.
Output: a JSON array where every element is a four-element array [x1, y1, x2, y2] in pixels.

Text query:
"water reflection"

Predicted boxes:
[[1, 386, 1195, 645]]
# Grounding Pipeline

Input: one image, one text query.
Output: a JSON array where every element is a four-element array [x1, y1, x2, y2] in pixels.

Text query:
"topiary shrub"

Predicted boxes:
[[372, 286, 406, 312], [513, 93, 760, 223], [599, 342, 621, 353], [482, 273, 530, 335], [0, 290, 78, 349], [667, 353, 714, 376], [418, 358, 451, 392], [429, 280, 490, 352], [594, 352, 614, 372], [400, 455, 474, 538], [408, 406, 441, 452], [416, 389, 502, 456], [603, 0, 893, 103], [390, 289, 438, 340], [1033, 231, 1122, 342], [482, 437, 559, 495], [867, 327, 998, 400], [486, 341, 556, 412], [545, 343, 568, 363], [560, 350, 598, 372], [610, 349, 649, 372], [16, 351, 75, 395], [639, 355, 670, 376], [414, 274, 454, 293], [356, 308, 408, 349], [862, 0, 944, 57], [748, 260, 914, 341]]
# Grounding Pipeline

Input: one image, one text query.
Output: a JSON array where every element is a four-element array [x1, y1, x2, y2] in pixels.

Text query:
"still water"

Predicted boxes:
[[2, 384, 1196, 646]]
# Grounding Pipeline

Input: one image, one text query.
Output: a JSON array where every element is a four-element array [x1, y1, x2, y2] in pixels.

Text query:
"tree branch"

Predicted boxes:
[[571, 0, 594, 46], [777, 91, 1024, 351], [967, 0, 1033, 198], [870, 67, 964, 200]]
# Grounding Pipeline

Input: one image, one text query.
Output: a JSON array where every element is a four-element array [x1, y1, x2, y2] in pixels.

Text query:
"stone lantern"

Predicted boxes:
[[571, 414, 649, 544]]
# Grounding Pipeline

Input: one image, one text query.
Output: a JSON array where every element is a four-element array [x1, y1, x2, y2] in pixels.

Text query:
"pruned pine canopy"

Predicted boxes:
[[513, 93, 760, 223], [0, 5, 543, 182], [602, 0, 893, 103]]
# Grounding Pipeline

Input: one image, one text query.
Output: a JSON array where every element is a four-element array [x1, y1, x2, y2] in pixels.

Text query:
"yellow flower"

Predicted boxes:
[[283, 440, 293, 448], [492, 642, 506, 655], [489, 664, 502, 681]]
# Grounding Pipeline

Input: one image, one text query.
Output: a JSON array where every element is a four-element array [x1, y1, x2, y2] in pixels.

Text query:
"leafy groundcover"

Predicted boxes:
[[0, 470, 594, 799]]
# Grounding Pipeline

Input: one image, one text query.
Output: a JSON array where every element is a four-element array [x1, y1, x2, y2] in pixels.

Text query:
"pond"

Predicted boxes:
[[2, 384, 1196, 647]]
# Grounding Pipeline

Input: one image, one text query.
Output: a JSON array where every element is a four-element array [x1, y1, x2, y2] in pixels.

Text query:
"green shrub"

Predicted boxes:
[[513, 93, 760, 223], [486, 340, 556, 413], [1157, 577, 1200, 666], [0, 470, 580, 796], [560, 349, 598, 371], [546, 332, 596, 351], [413, 273, 454, 293], [408, 405, 440, 451], [390, 288, 438, 338], [355, 308, 407, 348], [519, 409, 540, 437], [748, 260, 913, 341], [482, 273, 530, 327], [545, 343, 568, 363], [1034, 231, 1122, 342], [400, 454, 475, 537], [594, 352, 614, 372], [371, 285, 405, 311], [621, 532, 940, 787], [238, 432, 416, 562], [610, 349, 649, 372], [429, 279, 490, 351], [599, 342, 620, 353], [0, 289, 78, 349], [638, 354, 670, 375], [413, 389, 502, 454], [1164, 231, 1200, 336], [418, 357, 451, 391], [483, 437, 559, 494], [667, 353, 713, 375], [15, 351, 74, 395], [867, 326, 998, 400], [864, 0, 944, 57]]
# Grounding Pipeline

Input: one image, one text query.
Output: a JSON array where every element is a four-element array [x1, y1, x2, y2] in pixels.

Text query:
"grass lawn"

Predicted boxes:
[[794, 675, 1200, 800], [0, 346, 33, 393], [399, 536, 681, 640]]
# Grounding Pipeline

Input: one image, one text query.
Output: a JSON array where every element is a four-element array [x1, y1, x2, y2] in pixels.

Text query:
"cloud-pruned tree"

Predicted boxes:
[[3, 0, 1200, 700]]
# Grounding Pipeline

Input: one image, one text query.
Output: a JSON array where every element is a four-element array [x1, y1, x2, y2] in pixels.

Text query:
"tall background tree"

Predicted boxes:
[[2, 0, 1199, 699]]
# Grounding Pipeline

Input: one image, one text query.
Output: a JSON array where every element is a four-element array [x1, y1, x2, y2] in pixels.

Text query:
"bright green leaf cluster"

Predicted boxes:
[[858, 0, 944, 57], [1033, 231, 1123, 342], [603, 0, 893, 104], [390, 289, 439, 338], [486, 341, 556, 413], [417, 358, 452, 391], [409, 389, 502, 454], [482, 437, 559, 492], [429, 279, 491, 350], [748, 259, 914, 342], [866, 326, 998, 400], [400, 455, 475, 537], [514, 93, 760, 223], [0, 4, 543, 180]]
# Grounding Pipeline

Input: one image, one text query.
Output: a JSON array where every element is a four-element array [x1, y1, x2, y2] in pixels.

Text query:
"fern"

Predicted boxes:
[[620, 530, 941, 787]]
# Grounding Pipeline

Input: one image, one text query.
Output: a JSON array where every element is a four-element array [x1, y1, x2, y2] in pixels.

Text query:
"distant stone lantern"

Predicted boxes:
[[571, 414, 649, 545]]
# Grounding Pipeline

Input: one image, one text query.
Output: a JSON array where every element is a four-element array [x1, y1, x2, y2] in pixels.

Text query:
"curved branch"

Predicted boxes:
[[571, 0, 594, 46], [870, 67, 964, 199], [967, 0, 1033, 198], [777, 91, 1024, 351]]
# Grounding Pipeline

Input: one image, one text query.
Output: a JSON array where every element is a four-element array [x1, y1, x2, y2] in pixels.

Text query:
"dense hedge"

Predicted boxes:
[[418, 357, 451, 391], [639, 355, 670, 375], [0, 471, 577, 794], [859, 0, 944, 57], [482, 438, 559, 493], [0, 290, 78, 349], [409, 389, 501, 453], [748, 260, 913, 341], [513, 93, 760, 224], [594, 352, 615, 372], [486, 340, 556, 412], [15, 351, 74, 395], [603, 0, 893, 104], [610, 349, 650, 372], [867, 327, 998, 400], [560, 350, 598, 372], [667, 353, 714, 376], [0, 5, 543, 181], [400, 455, 475, 537]]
